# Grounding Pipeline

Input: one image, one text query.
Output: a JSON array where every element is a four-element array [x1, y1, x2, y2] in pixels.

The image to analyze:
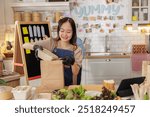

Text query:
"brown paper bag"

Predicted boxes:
[[142, 61, 150, 76], [40, 60, 64, 91]]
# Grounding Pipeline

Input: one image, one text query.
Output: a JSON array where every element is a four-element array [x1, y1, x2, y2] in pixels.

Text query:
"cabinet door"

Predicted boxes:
[[131, 0, 149, 23], [81, 58, 131, 85]]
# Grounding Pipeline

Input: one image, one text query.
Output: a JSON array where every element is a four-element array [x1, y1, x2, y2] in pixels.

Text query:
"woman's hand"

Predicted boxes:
[[62, 56, 75, 66]]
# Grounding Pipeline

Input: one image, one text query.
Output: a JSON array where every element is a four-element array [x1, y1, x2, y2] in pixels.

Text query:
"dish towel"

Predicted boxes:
[[131, 54, 148, 71]]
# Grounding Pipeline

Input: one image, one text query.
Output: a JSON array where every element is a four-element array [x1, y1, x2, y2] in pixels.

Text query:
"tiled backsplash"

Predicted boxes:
[[79, 31, 146, 53], [109, 32, 145, 53]]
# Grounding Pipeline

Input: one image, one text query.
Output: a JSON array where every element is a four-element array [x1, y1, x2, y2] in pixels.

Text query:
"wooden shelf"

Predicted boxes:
[[10, 2, 70, 11], [131, 0, 149, 23]]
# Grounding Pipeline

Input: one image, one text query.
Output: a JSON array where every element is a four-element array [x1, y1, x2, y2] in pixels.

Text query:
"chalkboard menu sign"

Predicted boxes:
[[14, 21, 51, 84]]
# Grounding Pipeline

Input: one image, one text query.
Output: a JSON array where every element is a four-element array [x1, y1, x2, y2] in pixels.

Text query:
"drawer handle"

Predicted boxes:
[[105, 59, 111, 62]]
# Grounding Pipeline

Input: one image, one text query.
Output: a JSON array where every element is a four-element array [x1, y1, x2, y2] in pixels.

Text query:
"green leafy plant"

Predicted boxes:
[[0, 79, 7, 86], [51, 86, 92, 100]]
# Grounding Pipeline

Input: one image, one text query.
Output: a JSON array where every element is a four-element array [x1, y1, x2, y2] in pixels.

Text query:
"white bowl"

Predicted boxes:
[[12, 86, 32, 100]]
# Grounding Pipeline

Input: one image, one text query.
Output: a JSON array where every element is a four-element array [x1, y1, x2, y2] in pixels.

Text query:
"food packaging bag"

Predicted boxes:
[[0, 60, 3, 76], [146, 65, 150, 84], [131, 83, 150, 100], [142, 61, 150, 76], [40, 60, 64, 91]]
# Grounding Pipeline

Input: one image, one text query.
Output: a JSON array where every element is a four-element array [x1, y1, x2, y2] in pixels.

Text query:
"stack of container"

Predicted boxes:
[[32, 12, 41, 22]]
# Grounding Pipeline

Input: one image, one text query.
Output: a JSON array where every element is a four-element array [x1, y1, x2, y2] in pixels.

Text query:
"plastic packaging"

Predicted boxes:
[[12, 86, 32, 100]]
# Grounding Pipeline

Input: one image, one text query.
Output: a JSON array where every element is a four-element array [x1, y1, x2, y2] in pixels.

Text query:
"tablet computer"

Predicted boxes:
[[116, 76, 145, 97]]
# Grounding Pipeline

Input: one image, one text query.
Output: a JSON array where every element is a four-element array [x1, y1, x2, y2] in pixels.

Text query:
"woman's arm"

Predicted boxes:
[[74, 46, 83, 69], [72, 46, 83, 85], [22, 37, 55, 51]]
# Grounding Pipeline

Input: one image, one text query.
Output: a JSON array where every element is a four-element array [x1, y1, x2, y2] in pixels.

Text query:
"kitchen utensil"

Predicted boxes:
[[37, 25, 41, 38], [33, 25, 37, 37], [41, 25, 45, 37], [28, 25, 33, 38]]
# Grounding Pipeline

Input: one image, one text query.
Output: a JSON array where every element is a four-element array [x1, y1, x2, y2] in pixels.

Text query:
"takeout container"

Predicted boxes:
[[12, 86, 32, 100]]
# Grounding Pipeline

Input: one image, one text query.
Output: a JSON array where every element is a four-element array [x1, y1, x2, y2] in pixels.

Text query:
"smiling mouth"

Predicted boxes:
[[62, 37, 69, 40]]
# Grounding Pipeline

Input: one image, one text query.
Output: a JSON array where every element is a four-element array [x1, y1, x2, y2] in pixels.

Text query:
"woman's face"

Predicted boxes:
[[59, 21, 73, 43]]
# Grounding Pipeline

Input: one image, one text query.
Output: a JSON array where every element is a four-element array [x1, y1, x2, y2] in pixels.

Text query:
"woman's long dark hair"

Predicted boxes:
[[57, 17, 77, 45]]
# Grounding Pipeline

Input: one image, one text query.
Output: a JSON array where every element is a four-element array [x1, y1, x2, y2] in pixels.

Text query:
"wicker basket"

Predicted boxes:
[[132, 44, 147, 54]]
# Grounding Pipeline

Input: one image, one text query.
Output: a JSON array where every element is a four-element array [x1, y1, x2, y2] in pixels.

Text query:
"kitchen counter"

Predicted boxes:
[[81, 54, 132, 85], [86, 53, 131, 59]]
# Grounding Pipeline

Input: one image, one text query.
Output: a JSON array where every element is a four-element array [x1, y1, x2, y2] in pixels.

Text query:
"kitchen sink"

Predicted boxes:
[[88, 52, 127, 56]]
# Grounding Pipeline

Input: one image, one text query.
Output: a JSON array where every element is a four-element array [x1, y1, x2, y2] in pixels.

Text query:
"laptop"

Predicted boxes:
[[116, 76, 145, 97]]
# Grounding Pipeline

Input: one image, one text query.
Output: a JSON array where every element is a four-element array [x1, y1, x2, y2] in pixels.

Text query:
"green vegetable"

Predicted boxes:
[[144, 93, 149, 100], [51, 86, 118, 100], [0, 79, 7, 86]]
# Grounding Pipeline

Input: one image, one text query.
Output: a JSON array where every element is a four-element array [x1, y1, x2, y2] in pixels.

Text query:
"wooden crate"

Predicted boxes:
[[0, 73, 20, 87], [6, 79, 20, 87]]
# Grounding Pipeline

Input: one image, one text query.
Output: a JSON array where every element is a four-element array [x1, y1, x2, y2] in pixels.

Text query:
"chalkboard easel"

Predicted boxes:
[[14, 21, 51, 85]]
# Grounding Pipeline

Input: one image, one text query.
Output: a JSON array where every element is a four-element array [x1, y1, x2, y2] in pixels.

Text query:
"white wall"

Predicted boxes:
[[0, 0, 14, 44], [0, 0, 5, 44], [4, 0, 14, 25]]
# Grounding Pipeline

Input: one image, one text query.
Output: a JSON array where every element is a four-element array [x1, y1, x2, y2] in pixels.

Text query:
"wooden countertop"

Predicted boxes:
[[86, 54, 131, 59]]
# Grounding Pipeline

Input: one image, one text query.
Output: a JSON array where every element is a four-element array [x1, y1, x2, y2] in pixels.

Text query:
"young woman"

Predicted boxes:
[[23, 17, 83, 86]]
